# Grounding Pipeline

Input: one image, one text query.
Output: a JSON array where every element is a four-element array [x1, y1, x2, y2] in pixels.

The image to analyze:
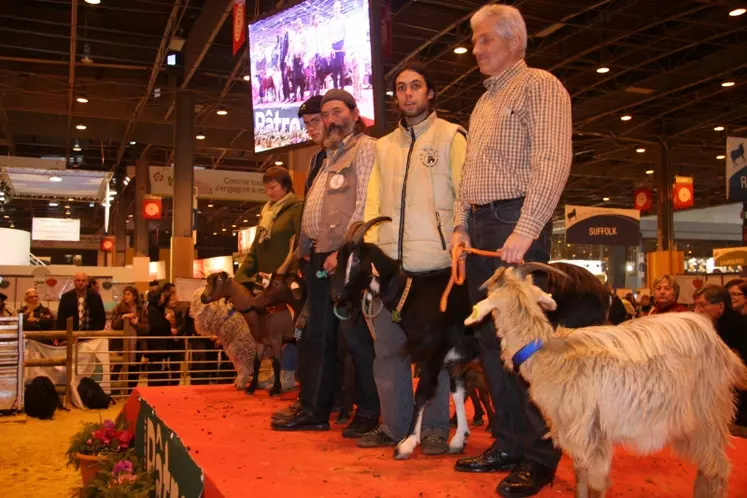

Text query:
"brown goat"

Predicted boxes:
[[467, 266, 747, 498]]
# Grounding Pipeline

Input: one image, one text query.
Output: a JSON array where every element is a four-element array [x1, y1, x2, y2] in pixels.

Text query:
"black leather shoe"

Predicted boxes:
[[342, 414, 379, 438], [270, 411, 330, 431], [496, 460, 555, 497], [454, 448, 521, 473]]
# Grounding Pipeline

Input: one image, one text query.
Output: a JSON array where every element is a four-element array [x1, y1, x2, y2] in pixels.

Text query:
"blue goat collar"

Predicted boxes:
[[512, 340, 543, 369]]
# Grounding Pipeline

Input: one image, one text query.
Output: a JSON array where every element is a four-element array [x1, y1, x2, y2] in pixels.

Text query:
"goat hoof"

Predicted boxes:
[[393, 448, 412, 461], [447, 445, 465, 454], [269, 387, 282, 397], [245, 386, 257, 395]]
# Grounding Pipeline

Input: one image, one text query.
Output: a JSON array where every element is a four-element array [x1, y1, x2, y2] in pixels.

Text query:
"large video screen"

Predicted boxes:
[[248, 0, 375, 153]]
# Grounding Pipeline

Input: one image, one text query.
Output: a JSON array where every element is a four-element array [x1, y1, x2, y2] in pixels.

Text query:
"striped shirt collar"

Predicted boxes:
[[484, 59, 528, 91]]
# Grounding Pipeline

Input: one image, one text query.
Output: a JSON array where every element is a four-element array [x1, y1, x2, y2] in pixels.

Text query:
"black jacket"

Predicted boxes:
[[56, 289, 106, 331]]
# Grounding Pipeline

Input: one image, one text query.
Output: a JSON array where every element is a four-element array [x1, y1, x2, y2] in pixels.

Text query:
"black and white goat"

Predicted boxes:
[[330, 217, 480, 459]]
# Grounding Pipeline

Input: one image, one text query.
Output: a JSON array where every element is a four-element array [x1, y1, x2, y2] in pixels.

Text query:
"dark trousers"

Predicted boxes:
[[298, 250, 379, 421], [465, 198, 560, 470], [333, 51, 345, 89]]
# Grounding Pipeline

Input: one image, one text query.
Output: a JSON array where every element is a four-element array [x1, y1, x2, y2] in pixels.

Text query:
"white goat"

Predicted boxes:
[[466, 266, 747, 498]]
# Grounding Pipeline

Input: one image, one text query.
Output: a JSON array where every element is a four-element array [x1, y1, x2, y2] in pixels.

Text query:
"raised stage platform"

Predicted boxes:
[[122, 385, 747, 497]]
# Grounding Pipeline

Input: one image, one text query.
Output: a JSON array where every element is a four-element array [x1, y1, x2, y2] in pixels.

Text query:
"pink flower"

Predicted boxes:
[[86, 439, 92, 445], [102, 420, 116, 429], [113, 460, 133, 476], [116, 473, 137, 485]]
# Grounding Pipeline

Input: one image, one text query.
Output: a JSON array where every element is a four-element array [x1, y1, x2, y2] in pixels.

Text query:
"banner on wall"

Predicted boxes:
[[713, 246, 747, 267], [135, 166, 268, 202], [727, 136, 747, 202], [232, 0, 246, 56], [237, 226, 257, 255], [135, 398, 204, 498], [564, 205, 641, 246]]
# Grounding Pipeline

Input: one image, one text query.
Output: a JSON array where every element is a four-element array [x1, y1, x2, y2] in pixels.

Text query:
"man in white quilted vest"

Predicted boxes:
[[358, 62, 467, 453]]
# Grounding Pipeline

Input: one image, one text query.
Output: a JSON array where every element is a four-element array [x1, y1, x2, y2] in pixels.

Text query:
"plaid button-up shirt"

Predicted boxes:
[[454, 59, 573, 239]]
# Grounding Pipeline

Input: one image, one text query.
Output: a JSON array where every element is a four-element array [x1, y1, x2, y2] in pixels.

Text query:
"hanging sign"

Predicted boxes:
[[633, 188, 653, 212], [232, 0, 246, 56], [564, 205, 641, 246], [143, 196, 163, 220], [672, 175, 694, 210], [100, 237, 115, 252], [727, 136, 747, 202], [713, 246, 747, 267]]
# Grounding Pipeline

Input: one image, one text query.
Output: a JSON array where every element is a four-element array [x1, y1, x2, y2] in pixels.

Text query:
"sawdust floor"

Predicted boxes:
[[0, 404, 121, 498]]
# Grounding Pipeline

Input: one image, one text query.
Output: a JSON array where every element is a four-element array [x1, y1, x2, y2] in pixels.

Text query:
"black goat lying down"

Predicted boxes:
[[331, 216, 480, 459]]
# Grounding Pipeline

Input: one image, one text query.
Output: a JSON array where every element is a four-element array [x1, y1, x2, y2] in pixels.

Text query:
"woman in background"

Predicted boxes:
[[235, 166, 303, 392], [111, 286, 143, 394]]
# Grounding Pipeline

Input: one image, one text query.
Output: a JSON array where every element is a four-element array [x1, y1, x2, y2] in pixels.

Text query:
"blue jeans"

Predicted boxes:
[[370, 311, 450, 441], [465, 198, 560, 470], [281, 343, 297, 371]]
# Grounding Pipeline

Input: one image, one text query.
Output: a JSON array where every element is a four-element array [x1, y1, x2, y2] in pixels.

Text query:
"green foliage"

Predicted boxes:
[[81, 449, 156, 498]]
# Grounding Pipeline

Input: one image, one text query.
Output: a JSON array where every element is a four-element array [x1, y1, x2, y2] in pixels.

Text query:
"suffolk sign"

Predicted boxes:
[[565, 205, 641, 246], [727, 136, 747, 202]]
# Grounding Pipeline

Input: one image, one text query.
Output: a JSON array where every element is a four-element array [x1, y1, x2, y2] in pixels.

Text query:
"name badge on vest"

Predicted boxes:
[[329, 173, 345, 190]]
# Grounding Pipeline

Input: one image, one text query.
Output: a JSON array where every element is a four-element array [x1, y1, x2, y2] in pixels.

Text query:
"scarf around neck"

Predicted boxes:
[[256, 192, 297, 244]]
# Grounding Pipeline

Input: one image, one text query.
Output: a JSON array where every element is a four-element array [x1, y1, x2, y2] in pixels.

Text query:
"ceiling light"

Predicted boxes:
[[129, 141, 136, 145], [76, 96, 89, 103], [221, 228, 226, 232], [65, 211, 71, 215], [243, 75, 251, 81], [274, 161, 283, 166], [64, 205, 70, 209], [243, 219, 248, 222], [9, 223, 14, 228], [213, 232, 217, 236], [89, 202, 94, 207], [729, 8, 746, 16], [84, 0, 101, 4], [721, 81, 735, 87], [714, 126, 725, 131], [602, 197, 610, 202], [196, 133, 206, 140], [207, 203, 213, 208], [73, 145, 81, 152], [128, 213, 133, 217], [636, 148, 646, 153], [646, 169, 654, 175], [232, 224, 236, 227], [49, 175, 62, 182], [3, 215, 8, 219], [385, 91, 394, 97], [620, 115, 632, 121], [67, 198, 74, 201], [76, 124, 86, 130], [216, 107, 228, 116], [453, 46, 468, 54], [49, 202, 58, 207], [717, 155, 726, 160], [596, 66, 610, 74]]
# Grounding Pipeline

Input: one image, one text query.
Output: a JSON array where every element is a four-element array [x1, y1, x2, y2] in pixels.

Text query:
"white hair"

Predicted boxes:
[[470, 4, 528, 56]]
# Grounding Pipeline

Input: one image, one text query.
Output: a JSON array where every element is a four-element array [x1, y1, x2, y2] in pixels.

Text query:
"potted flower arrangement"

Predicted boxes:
[[66, 418, 134, 486], [81, 449, 155, 498]]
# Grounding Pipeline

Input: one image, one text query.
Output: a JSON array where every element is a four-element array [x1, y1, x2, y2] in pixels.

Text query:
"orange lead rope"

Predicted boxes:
[[440, 244, 504, 312]]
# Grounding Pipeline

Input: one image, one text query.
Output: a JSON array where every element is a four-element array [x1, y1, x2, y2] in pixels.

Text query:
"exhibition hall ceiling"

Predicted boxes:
[[0, 0, 745, 241]]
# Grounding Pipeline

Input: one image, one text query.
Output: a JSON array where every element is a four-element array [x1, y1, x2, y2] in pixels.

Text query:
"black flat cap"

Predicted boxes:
[[298, 95, 323, 117]]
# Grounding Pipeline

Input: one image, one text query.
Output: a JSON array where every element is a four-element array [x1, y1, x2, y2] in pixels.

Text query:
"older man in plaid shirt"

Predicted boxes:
[[450, 5, 572, 497]]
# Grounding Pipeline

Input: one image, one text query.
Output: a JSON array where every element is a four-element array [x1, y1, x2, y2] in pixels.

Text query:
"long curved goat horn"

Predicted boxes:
[[344, 221, 365, 242], [352, 216, 392, 244], [517, 262, 570, 280], [276, 234, 297, 275]]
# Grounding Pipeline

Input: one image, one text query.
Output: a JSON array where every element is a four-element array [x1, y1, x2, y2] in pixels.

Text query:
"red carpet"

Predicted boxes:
[[124, 385, 747, 497]]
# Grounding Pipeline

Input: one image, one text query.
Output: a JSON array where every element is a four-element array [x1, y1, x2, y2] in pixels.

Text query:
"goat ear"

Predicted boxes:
[[478, 268, 505, 291], [530, 285, 558, 311], [464, 299, 495, 326]]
